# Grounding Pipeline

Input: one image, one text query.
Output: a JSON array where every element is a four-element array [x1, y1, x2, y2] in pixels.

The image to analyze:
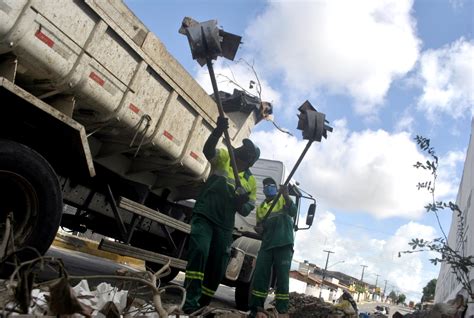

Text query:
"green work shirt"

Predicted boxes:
[[193, 149, 257, 231], [257, 195, 297, 250]]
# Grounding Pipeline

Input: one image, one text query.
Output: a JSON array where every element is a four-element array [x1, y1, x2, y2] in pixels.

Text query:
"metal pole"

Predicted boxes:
[[205, 57, 242, 187], [319, 250, 334, 299], [360, 265, 367, 281], [357, 265, 368, 302], [374, 274, 380, 301], [262, 140, 314, 219]]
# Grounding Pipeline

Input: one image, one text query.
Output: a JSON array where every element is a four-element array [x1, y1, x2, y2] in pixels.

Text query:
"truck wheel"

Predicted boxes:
[[235, 281, 252, 311], [0, 140, 62, 264], [145, 261, 180, 284]]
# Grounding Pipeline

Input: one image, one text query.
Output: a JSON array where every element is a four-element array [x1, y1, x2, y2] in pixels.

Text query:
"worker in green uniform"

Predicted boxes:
[[249, 177, 297, 317], [183, 116, 260, 314]]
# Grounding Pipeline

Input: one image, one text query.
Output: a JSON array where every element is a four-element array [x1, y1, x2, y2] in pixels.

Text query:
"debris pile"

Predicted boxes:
[[393, 294, 467, 318], [0, 257, 186, 317], [269, 292, 357, 318], [0, 277, 187, 317]]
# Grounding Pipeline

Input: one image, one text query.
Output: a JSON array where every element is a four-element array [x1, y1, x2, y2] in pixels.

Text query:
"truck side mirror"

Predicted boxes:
[[306, 203, 316, 226]]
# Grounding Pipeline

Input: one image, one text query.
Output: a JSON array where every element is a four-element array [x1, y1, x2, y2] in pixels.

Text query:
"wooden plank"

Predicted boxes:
[[118, 197, 191, 234]]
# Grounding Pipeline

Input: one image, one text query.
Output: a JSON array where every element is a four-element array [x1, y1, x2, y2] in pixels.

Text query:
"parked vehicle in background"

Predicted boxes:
[[374, 305, 388, 315]]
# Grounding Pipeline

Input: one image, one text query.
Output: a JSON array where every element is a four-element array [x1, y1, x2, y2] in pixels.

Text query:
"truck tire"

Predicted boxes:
[[145, 261, 180, 284], [235, 281, 252, 311], [0, 140, 62, 264]]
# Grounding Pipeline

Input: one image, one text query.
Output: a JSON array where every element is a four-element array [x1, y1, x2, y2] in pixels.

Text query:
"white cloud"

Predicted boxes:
[[293, 212, 439, 300], [416, 38, 474, 119], [251, 120, 457, 219], [244, 0, 420, 115], [314, 210, 337, 237], [395, 114, 415, 133]]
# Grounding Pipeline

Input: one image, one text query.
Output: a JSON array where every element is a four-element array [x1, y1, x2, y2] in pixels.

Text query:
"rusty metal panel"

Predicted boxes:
[[30, 0, 98, 48], [90, 0, 148, 46], [140, 31, 219, 125]]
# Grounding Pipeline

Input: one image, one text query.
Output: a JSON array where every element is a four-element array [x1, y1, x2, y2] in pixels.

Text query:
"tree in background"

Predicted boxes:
[[388, 291, 397, 303], [397, 293, 406, 304], [422, 279, 437, 302]]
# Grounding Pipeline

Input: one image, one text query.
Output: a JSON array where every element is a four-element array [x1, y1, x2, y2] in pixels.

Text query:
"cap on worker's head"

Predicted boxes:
[[235, 138, 260, 166], [262, 177, 277, 186]]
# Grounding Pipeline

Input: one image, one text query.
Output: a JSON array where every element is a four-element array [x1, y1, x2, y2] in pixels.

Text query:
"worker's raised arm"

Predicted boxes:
[[280, 185, 297, 218], [203, 116, 229, 160]]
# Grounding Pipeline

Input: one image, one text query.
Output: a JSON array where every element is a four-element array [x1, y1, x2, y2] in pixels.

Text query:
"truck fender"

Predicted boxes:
[[0, 78, 95, 178], [227, 236, 261, 283]]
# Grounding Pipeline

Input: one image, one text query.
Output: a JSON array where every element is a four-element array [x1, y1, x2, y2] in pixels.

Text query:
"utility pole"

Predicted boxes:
[[357, 265, 368, 302], [383, 280, 388, 302], [360, 265, 367, 281], [373, 274, 380, 301], [318, 250, 334, 299]]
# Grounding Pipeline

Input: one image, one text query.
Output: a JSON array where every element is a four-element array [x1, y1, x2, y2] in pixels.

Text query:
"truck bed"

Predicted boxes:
[[0, 0, 260, 199]]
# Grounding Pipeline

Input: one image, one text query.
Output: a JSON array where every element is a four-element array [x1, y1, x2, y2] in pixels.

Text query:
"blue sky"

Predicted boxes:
[[125, 0, 473, 302]]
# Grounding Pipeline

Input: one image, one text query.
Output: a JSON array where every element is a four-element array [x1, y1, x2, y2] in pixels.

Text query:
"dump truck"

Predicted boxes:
[[0, 0, 316, 309]]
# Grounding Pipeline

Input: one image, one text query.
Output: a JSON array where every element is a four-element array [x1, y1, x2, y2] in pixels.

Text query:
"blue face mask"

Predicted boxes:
[[263, 184, 278, 197]]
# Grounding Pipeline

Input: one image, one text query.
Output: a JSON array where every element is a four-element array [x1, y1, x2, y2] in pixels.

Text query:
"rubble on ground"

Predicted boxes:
[[0, 256, 188, 317], [393, 294, 466, 318], [262, 292, 357, 318], [0, 278, 185, 317]]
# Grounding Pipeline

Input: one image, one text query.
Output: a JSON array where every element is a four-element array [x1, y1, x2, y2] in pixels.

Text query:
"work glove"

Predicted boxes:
[[279, 184, 290, 197], [254, 222, 264, 235], [234, 186, 250, 208], [212, 116, 229, 138]]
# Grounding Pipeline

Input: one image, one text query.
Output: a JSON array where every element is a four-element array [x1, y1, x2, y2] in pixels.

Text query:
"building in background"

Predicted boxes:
[[290, 261, 353, 302], [435, 118, 474, 304]]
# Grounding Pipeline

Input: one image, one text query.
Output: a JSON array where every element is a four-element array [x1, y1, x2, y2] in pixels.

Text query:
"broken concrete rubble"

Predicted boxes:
[[251, 292, 357, 318], [392, 294, 467, 318]]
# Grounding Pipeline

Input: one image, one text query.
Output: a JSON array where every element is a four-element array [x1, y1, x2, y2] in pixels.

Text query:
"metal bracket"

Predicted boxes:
[[0, 55, 18, 83], [105, 184, 129, 242], [49, 95, 76, 117]]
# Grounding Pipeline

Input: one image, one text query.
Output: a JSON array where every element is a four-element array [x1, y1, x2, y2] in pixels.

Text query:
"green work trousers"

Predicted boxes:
[[249, 244, 293, 315], [183, 214, 233, 313]]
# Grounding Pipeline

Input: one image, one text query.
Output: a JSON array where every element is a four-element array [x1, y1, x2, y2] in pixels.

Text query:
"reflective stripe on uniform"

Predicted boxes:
[[202, 285, 216, 297], [185, 270, 204, 281], [251, 289, 268, 298], [275, 293, 289, 300]]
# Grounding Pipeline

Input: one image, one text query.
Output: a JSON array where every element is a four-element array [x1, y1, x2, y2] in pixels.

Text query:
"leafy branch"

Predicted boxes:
[[400, 135, 473, 301]]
